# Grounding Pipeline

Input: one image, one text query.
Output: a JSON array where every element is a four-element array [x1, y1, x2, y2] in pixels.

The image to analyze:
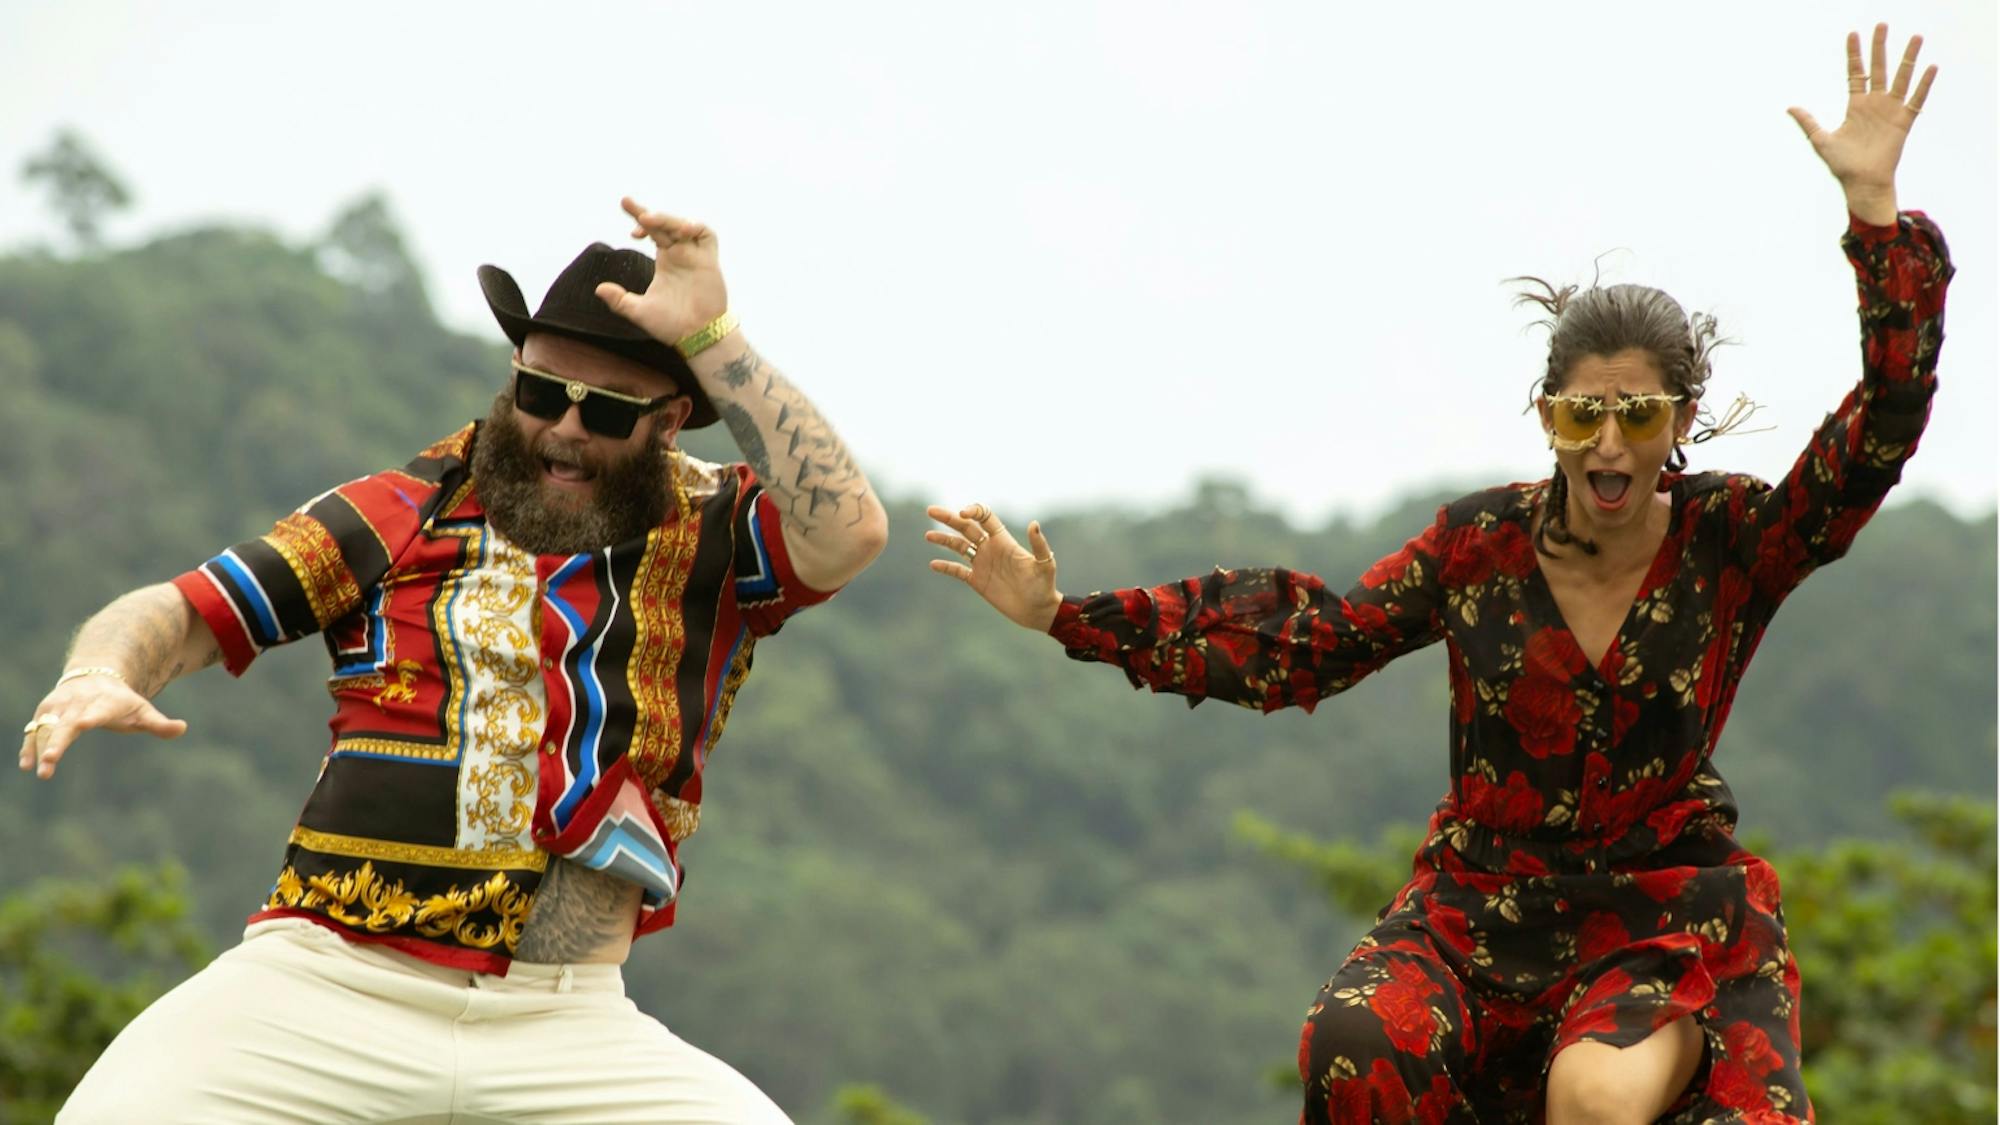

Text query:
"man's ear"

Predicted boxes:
[[652, 396, 696, 447]]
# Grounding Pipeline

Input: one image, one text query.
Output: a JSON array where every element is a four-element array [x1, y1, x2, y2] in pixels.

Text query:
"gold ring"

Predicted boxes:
[[22, 715, 55, 735]]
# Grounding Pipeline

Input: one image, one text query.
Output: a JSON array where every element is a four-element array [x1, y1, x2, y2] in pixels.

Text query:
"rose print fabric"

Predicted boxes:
[[1049, 213, 1950, 1123]]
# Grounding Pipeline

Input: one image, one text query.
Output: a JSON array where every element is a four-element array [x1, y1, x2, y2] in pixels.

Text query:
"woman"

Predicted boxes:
[[925, 25, 1950, 1124]]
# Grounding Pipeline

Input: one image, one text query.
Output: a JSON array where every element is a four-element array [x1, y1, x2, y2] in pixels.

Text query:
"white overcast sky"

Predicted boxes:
[[3, 0, 1993, 525]]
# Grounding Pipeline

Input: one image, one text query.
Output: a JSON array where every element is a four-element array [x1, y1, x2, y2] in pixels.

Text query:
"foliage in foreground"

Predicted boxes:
[[0, 864, 209, 1123]]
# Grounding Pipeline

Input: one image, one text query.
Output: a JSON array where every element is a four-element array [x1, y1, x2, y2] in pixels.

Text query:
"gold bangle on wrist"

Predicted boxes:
[[57, 666, 128, 688], [674, 311, 739, 359]]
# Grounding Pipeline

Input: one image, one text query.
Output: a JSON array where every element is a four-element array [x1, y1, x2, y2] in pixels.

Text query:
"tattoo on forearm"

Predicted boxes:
[[68, 586, 208, 697], [158, 647, 220, 689], [514, 859, 637, 962], [712, 348, 874, 535], [719, 400, 774, 482], [717, 352, 758, 390]]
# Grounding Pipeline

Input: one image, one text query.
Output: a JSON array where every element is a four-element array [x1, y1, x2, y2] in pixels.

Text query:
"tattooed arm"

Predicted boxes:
[[591, 197, 890, 592], [514, 859, 645, 964], [17, 584, 222, 779], [691, 332, 889, 589], [70, 583, 224, 695]]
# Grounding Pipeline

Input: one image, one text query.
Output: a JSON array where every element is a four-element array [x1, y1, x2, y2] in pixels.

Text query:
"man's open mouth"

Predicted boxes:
[[542, 455, 596, 483]]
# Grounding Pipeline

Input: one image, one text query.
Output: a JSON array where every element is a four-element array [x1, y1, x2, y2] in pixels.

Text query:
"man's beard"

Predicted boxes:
[[472, 393, 676, 555]]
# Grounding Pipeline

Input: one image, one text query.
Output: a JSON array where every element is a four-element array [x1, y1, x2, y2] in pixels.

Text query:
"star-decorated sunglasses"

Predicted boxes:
[[1544, 393, 1685, 451], [511, 362, 678, 439]]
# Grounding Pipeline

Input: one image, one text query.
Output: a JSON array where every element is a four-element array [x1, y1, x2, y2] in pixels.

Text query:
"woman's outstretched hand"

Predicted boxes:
[[925, 504, 1063, 632], [1787, 23, 1936, 225]]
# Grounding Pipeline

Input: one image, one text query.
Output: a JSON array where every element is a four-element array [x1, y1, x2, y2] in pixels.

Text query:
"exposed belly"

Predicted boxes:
[[514, 859, 643, 964]]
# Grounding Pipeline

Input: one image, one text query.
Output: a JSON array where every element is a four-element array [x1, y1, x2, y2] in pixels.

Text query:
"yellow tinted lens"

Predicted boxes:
[[1618, 401, 1670, 441], [1551, 399, 1604, 441]]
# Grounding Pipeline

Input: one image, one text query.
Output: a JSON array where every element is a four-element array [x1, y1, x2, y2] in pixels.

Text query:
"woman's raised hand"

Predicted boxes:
[[925, 503, 1063, 632], [1787, 24, 1936, 224]]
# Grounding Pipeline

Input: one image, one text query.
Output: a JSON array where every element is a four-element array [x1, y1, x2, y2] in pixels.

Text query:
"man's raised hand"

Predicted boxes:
[[593, 196, 730, 344]]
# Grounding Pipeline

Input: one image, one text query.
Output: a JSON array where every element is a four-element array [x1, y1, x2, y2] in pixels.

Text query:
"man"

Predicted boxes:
[[21, 197, 887, 1123]]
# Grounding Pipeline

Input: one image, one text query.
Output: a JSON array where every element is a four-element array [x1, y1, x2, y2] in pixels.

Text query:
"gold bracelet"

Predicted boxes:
[[674, 311, 739, 359], [57, 665, 128, 687]]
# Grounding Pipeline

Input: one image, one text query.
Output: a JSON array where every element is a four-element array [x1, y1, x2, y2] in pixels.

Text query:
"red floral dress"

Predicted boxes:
[[1047, 213, 1951, 1123]]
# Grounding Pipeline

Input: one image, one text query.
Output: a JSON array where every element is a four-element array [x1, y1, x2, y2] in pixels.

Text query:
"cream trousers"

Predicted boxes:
[[57, 918, 792, 1124]]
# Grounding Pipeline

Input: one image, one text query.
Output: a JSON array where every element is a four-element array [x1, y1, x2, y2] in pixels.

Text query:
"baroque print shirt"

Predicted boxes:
[[173, 424, 832, 972], [1048, 213, 1950, 1120]]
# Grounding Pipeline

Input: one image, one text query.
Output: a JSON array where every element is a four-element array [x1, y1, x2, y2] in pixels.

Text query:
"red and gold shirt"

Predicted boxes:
[[1050, 213, 1951, 1120], [174, 424, 832, 972]]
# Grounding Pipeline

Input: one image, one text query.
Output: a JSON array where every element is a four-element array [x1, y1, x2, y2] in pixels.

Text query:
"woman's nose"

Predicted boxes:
[[1592, 414, 1625, 456]]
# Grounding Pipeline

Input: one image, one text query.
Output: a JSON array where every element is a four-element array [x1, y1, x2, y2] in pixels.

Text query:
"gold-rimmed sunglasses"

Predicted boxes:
[[1543, 393, 1685, 452], [510, 362, 678, 439]]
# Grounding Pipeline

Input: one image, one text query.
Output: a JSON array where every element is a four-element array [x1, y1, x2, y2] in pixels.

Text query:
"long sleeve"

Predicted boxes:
[[1740, 211, 1953, 603], [1047, 509, 1449, 713]]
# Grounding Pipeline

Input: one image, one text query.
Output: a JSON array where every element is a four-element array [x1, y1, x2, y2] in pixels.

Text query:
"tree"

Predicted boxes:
[[1777, 794, 1997, 1122], [19, 130, 132, 248], [318, 190, 432, 314], [0, 864, 210, 1122], [832, 1084, 931, 1125]]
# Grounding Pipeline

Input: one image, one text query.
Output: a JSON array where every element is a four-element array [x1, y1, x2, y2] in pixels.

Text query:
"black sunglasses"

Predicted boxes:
[[511, 362, 677, 439]]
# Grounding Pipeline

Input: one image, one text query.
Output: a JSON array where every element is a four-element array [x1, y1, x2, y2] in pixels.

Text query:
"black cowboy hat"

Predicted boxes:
[[478, 243, 717, 428]]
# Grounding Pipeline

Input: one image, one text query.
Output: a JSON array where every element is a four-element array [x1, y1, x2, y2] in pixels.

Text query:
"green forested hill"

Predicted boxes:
[[0, 217, 1991, 1124]]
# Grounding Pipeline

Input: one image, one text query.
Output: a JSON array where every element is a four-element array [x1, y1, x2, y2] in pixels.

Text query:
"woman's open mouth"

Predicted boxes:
[[1587, 470, 1632, 511]]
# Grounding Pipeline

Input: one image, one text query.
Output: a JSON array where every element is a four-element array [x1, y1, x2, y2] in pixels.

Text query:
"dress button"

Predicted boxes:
[[542, 741, 558, 755], [1594, 777, 1609, 788], [542, 657, 555, 671]]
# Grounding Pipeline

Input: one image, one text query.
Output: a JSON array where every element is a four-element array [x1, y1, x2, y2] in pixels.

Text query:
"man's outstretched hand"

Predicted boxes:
[[19, 672, 186, 781]]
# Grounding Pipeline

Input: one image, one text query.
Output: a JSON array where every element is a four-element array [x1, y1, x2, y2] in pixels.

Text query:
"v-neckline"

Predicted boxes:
[[1522, 479, 1682, 681]]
